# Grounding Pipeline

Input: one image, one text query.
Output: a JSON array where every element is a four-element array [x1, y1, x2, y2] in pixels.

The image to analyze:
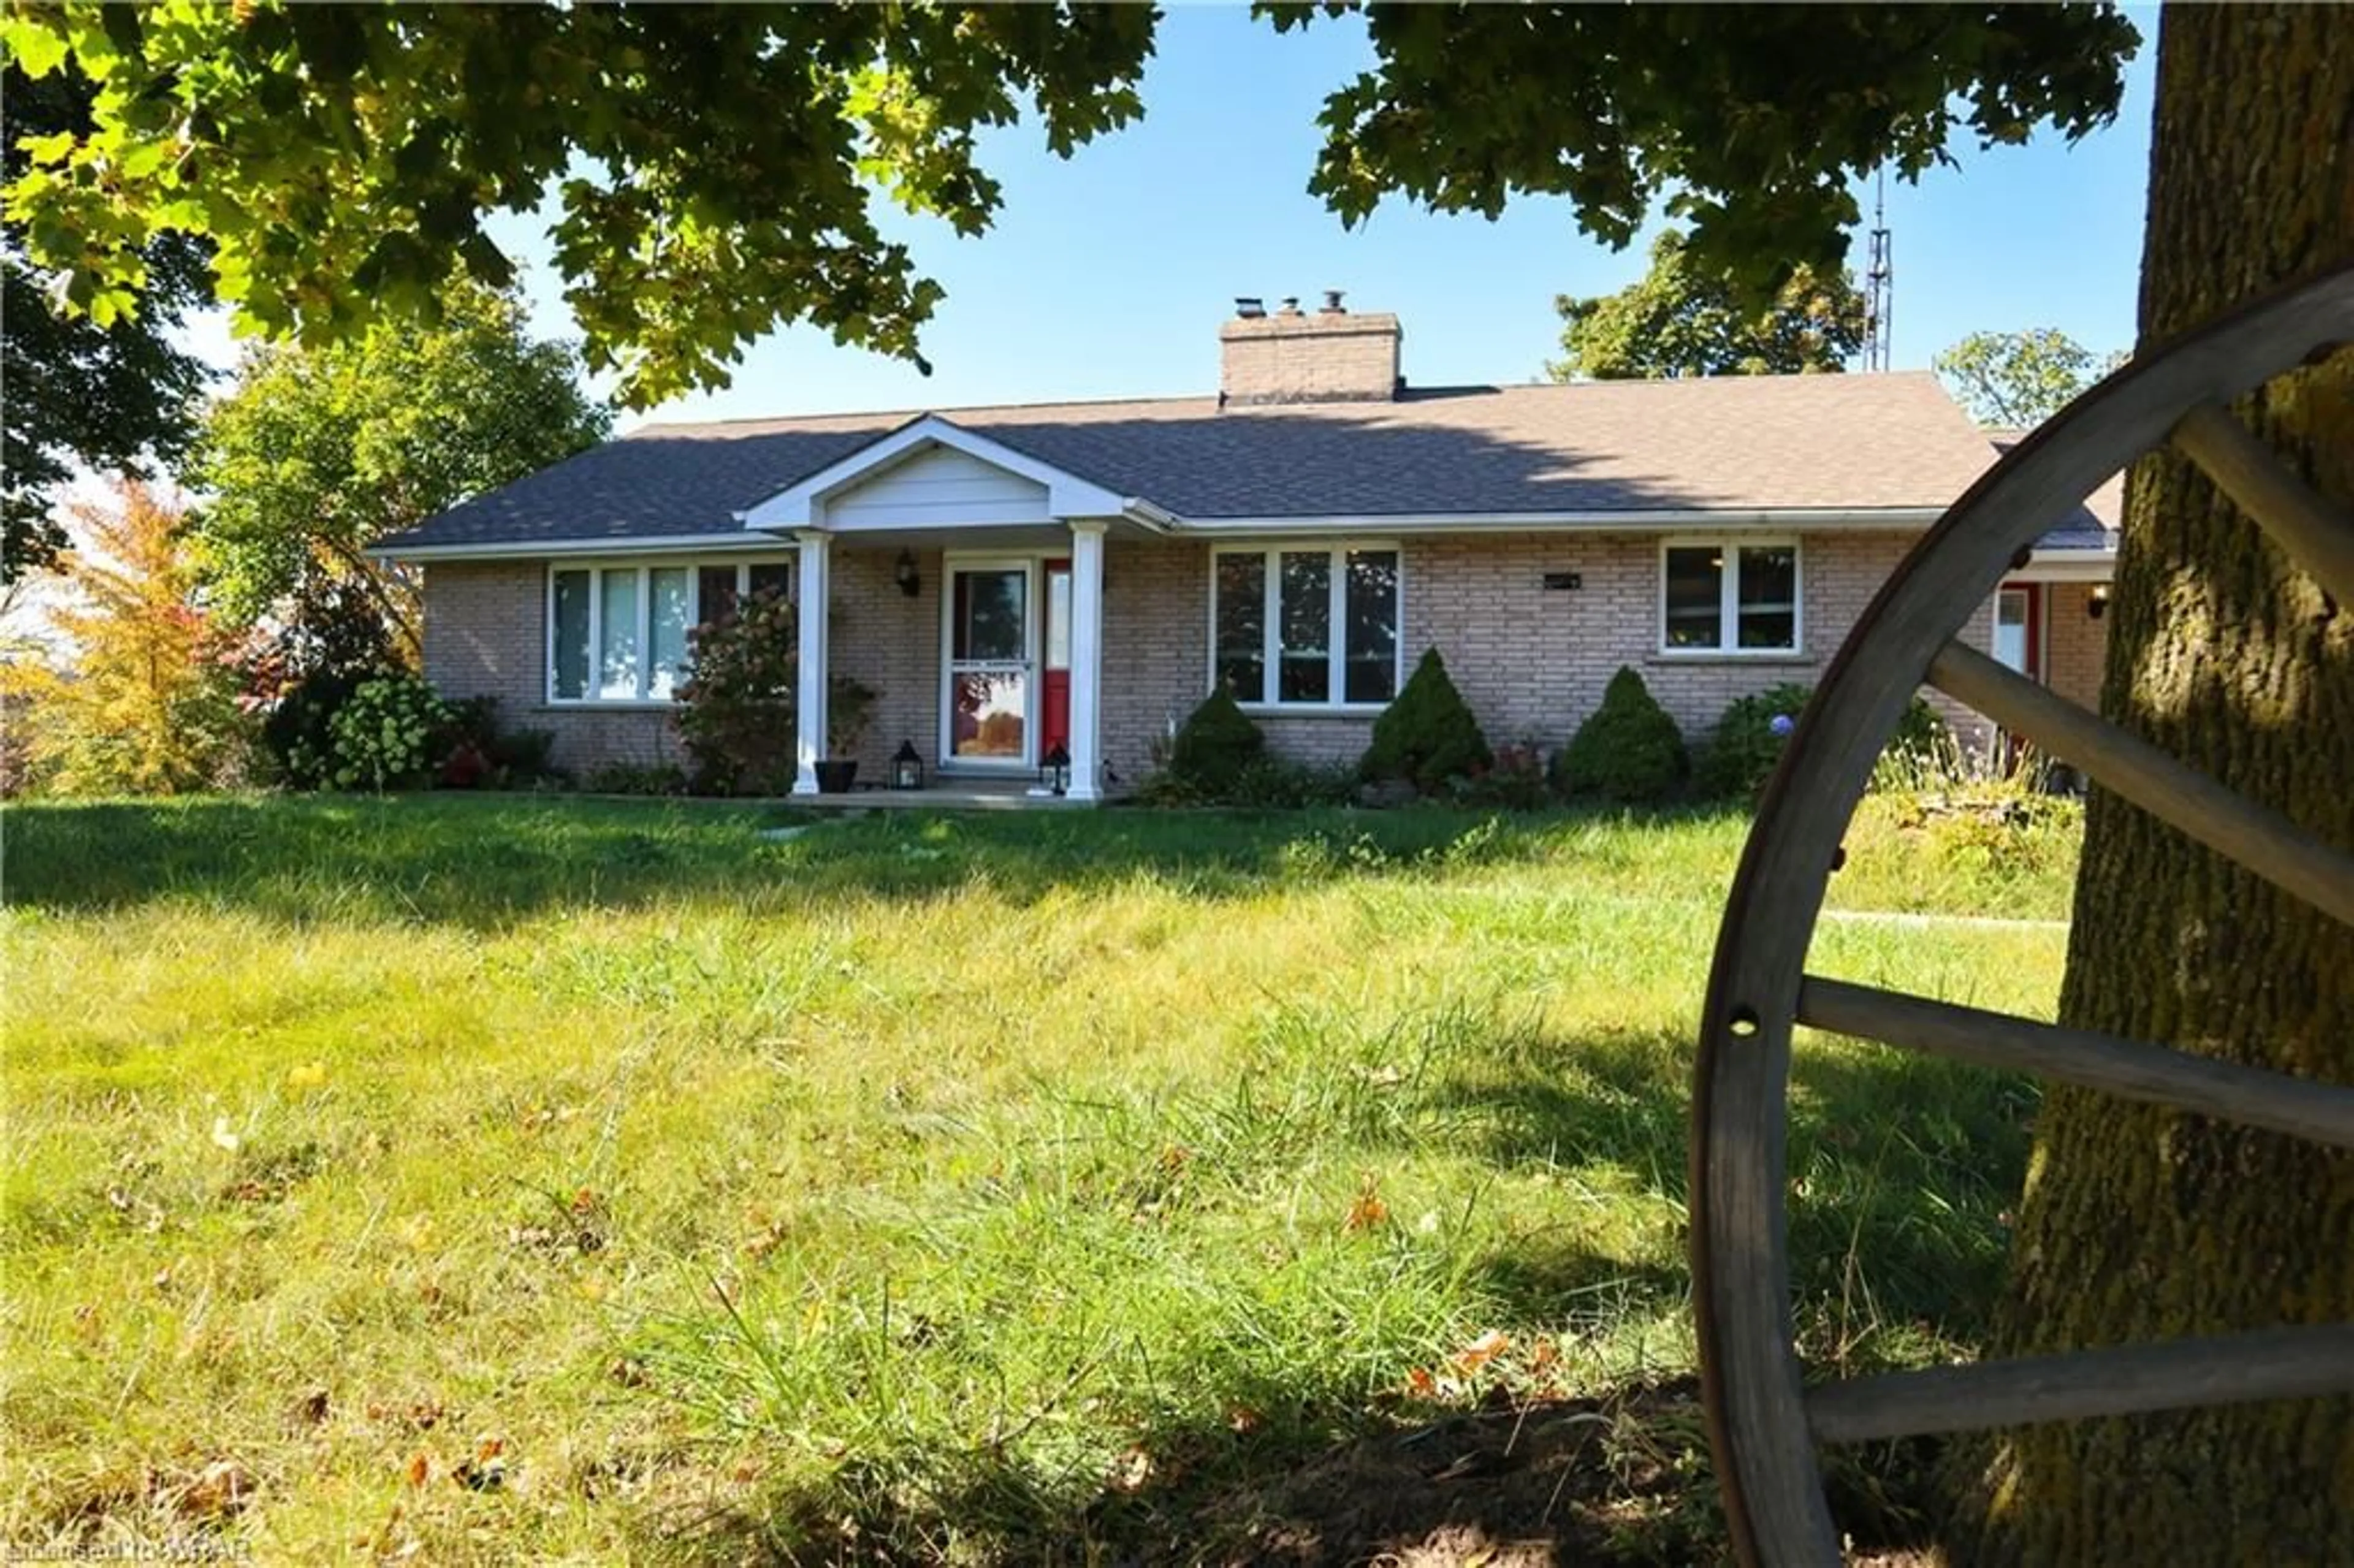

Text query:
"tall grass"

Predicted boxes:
[[2, 796, 2074, 1561]]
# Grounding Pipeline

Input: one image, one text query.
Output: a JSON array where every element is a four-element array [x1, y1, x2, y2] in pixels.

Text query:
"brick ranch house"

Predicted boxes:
[[374, 298, 2117, 799]]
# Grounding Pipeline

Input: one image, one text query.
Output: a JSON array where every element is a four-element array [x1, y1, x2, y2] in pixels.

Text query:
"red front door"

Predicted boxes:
[[1042, 558, 1072, 755]]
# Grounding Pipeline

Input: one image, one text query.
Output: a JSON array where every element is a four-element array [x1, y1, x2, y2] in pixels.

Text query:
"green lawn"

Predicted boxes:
[[1, 795, 2077, 1563]]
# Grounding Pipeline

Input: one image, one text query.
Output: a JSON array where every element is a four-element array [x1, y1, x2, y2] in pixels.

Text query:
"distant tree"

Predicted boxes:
[[3, 478, 246, 794], [188, 281, 611, 658], [1, 63, 211, 583], [1547, 229, 1865, 380], [1935, 327, 2133, 427]]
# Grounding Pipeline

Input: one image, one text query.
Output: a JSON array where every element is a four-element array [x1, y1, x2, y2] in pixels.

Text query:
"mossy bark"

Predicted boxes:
[[1943, 8, 2354, 1563]]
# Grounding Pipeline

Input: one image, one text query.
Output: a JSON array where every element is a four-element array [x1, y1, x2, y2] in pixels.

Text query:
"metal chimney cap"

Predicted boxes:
[[1277, 295, 1303, 316], [1233, 296, 1266, 319], [1320, 289, 1346, 313]]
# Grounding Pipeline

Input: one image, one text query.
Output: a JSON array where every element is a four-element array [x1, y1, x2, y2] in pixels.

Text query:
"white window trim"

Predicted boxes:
[[1208, 541, 1404, 714], [545, 555, 793, 706], [1655, 537, 1804, 658], [937, 552, 1045, 772]]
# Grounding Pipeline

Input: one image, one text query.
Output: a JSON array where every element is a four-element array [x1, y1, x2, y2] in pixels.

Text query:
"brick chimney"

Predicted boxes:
[[1219, 290, 1401, 406]]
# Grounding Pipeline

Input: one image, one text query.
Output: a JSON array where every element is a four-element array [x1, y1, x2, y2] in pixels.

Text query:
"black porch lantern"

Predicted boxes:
[[890, 739, 925, 791], [894, 549, 922, 598], [1041, 742, 1071, 796], [2087, 584, 2110, 620]]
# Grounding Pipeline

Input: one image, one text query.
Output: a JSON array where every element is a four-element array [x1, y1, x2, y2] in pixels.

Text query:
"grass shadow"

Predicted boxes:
[[1, 794, 1745, 932]]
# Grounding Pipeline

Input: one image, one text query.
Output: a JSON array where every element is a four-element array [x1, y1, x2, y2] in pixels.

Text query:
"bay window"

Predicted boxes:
[[1212, 544, 1400, 707], [1660, 541, 1800, 654], [548, 557, 793, 702]]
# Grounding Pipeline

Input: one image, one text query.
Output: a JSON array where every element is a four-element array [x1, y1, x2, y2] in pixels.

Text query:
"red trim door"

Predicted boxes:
[[1042, 558, 1072, 756]]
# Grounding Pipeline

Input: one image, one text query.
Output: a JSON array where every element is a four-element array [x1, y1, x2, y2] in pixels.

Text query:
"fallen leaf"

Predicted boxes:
[[1344, 1173, 1388, 1233], [286, 1062, 327, 1091], [1405, 1366, 1439, 1399], [1225, 1405, 1262, 1435], [177, 1458, 253, 1521], [1452, 1329, 1512, 1375], [1108, 1444, 1154, 1493], [210, 1117, 242, 1154], [405, 1452, 432, 1488]]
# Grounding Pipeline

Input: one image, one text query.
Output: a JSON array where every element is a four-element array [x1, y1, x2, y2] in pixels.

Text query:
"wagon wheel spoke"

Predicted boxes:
[[1802, 1325, 2354, 1445], [2171, 402, 2354, 607], [1794, 978, 2354, 1151], [1691, 264, 2354, 1568], [1925, 639, 2354, 926]]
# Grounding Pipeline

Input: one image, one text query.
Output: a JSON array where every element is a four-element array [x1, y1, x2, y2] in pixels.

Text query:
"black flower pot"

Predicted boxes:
[[813, 759, 858, 794]]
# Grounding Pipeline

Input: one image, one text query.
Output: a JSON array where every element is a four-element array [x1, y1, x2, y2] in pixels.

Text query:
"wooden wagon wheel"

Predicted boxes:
[[1690, 262, 2354, 1567]]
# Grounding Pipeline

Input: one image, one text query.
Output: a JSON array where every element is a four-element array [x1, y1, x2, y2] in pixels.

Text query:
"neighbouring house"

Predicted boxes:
[[372, 295, 2117, 799]]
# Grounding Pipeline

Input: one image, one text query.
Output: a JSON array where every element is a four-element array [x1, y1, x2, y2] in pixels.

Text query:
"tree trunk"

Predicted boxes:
[[1943, 7, 2354, 1562]]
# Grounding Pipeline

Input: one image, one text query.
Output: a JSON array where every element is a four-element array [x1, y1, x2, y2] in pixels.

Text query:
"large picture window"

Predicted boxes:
[[1211, 544, 1400, 708], [1660, 541, 1800, 655], [549, 557, 793, 702]]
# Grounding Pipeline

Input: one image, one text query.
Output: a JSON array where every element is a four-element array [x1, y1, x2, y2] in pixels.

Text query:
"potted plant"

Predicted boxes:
[[813, 676, 878, 794]]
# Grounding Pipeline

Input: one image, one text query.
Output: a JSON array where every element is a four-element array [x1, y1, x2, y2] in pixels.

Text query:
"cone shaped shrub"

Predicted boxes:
[[1360, 649, 1491, 794], [1168, 685, 1264, 793], [1556, 666, 1689, 802]]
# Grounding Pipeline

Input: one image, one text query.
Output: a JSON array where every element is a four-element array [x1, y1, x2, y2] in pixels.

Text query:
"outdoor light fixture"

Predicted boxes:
[[2088, 585, 2110, 620], [894, 549, 921, 598], [1042, 743, 1071, 796], [890, 739, 925, 791]]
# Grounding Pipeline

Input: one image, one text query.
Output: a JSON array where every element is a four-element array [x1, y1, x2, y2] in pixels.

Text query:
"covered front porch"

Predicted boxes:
[[736, 416, 1181, 804]]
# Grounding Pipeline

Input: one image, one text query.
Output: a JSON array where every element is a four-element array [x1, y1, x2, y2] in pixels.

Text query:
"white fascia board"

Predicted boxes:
[[368, 532, 785, 563], [1170, 507, 1948, 537], [2015, 550, 2117, 582], [737, 414, 1129, 531]]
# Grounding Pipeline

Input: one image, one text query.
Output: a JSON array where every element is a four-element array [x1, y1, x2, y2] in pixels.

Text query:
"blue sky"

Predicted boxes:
[[190, 6, 2162, 428]]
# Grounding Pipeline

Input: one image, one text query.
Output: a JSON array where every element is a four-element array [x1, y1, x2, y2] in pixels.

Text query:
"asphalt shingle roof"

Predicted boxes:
[[381, 370, 2051, 551]]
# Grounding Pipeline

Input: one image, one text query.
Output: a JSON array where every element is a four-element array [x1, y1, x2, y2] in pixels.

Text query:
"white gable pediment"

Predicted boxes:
[[740, 415, 1130, 533]]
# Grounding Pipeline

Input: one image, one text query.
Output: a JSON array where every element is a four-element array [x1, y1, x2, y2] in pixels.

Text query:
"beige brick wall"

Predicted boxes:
[[830, 546, 940, 779], [1218, 310, 1401, 405], [422, 560, 683, 775], [1095, 530, 1990, 777], [423, 529, 2021, 787], [2042, 581, 2110, 711]]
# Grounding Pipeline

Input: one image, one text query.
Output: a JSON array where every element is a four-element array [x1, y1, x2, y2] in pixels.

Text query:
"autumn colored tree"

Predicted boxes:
[[4, 478, 247, 794], [1548, 229, 1864, 380]]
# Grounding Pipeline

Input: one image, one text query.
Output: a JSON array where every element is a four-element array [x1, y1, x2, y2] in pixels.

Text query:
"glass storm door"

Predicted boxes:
[[946, 563, 1033, 766], [1041, 558, 1072, 757]]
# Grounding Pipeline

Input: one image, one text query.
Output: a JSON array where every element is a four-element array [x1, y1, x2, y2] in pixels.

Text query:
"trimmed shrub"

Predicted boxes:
[[1168, 686, 1265, 794], [262, 672, 370, 789], [1556, 668, 1689, 803], [1696, 683, 1815, 800], [326, 675, 455, 792], [1360, 649, 1491, 795]]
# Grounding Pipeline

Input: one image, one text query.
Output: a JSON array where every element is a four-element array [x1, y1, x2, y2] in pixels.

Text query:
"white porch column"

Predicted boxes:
[[791, 530, 831, 796], [1067, 520, 1108, 802]]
